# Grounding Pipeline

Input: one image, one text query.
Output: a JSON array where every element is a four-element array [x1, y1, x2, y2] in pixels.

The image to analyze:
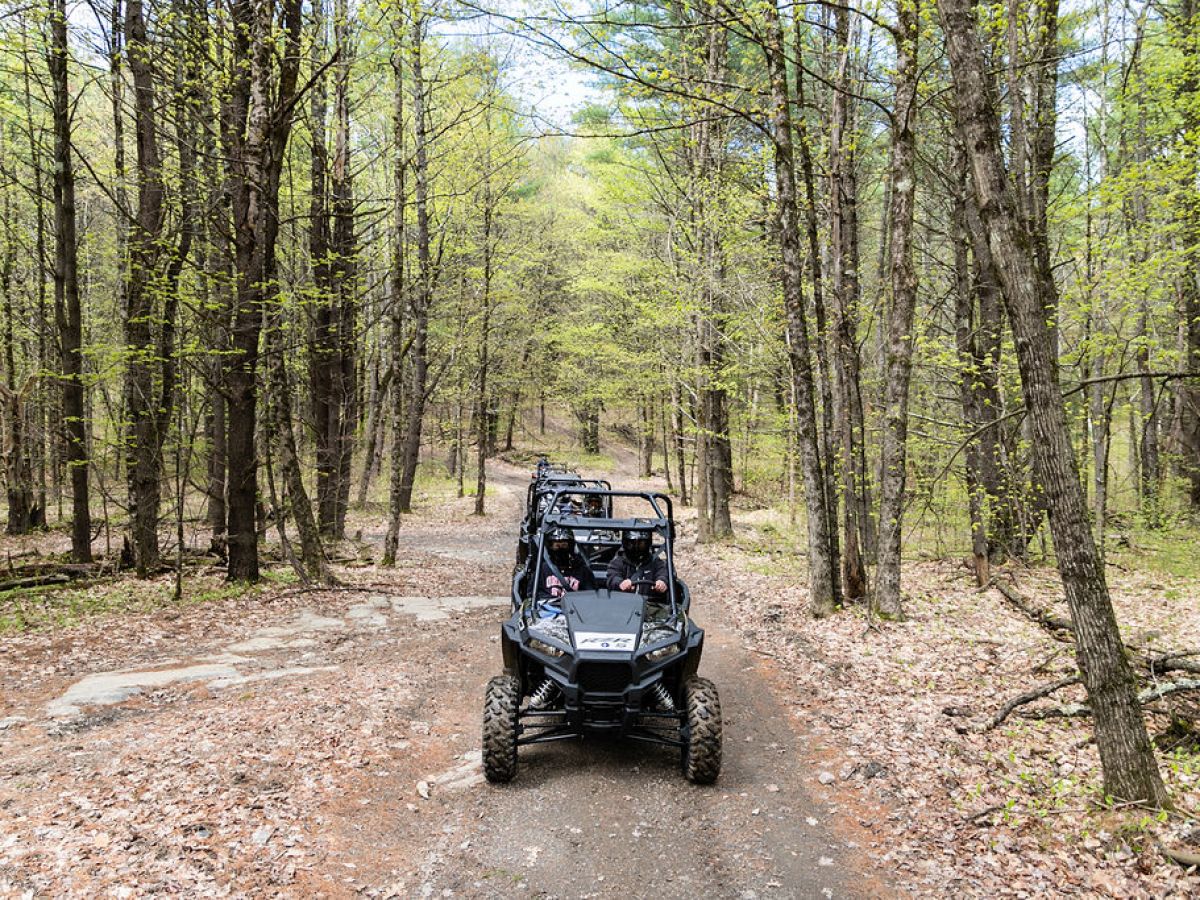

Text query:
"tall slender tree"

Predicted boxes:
[[940, 0, 1169, 807], [48, 0, 91, 563]]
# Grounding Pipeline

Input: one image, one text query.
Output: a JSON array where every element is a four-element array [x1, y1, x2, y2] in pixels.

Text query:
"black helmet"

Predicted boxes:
[[584, 495, 604, 517], [547, 527, 574, 567], [622, 530, 651, 563]]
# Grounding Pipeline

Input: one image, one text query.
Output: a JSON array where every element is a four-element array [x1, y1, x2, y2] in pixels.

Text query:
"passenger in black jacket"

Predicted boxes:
[[606, 530, 669, 595]]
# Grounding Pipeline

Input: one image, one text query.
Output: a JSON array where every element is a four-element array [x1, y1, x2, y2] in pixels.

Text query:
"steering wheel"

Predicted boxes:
[[624, 578, 664, 594]]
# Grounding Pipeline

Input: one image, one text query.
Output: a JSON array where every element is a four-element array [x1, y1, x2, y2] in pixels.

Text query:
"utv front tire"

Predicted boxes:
[[682, 676, 722, 784], [482, 674, 520, 783]]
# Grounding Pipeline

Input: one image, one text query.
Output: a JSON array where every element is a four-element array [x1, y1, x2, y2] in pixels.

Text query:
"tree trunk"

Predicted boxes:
[[356, 353, 388, 506], [474, 168, 495, 516], [828, 5, 871, 600], [49, 0, 91, 563], [762, 0, 837, 617], [1136, 309, 1160, 524], [793, 16, 841, 600], [382, 23, 408, 566], [941, 0, 1169, 807], [309, 0, 337, 538], [124, 0, 181, 576], [0, 130, 36, 534], [222, 0, 303, 582], [266, 300, 329, 583], [873, 0, 919, 620], [672, 378, 688, 505], [330, 0, 357, 539], [639, 397, 655, 477], [1171, 0, 1200, 508], [952, 160, 989, 587], [964, 192, 1016, 557], [395, 8, 431, 515]]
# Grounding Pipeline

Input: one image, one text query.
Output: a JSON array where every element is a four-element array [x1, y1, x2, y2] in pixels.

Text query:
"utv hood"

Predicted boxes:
[[561, 590, 645, 653]]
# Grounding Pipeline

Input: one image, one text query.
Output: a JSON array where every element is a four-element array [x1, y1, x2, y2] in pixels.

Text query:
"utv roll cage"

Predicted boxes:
[[515, 477, 613, 567], [533, 457, 576, 480], [515, 487, 686, 620]]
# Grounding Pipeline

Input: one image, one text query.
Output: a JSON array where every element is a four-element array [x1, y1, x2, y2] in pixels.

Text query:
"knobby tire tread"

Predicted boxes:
[[683, 676, 722, 784], [482, 674, 520, 783]]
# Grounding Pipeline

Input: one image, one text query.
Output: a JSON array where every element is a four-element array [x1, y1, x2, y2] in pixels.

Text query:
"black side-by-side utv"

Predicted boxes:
[[514, 474, 613, 568], [483, 489, 722, 784]]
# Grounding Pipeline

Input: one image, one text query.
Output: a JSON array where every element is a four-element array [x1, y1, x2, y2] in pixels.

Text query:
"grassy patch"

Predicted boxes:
[[0, 572, 277, 635], [1110, 523, 1200, 581]]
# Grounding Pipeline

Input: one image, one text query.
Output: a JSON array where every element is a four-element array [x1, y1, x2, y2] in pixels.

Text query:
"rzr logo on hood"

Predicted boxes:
[[574, 632, 635, 651]]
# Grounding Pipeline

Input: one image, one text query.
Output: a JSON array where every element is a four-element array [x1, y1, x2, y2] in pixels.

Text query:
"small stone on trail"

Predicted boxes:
[[806, 817, 819, 826], [252, 825, 273, 846], [817, 771, 835, 785], [818, 856, 834, 867], [766, 783, 780, 793], [417, 781, 431, 800]]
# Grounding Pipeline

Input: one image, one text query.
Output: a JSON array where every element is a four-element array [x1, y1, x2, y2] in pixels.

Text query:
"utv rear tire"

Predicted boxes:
[[482, 674, 520, 783], [682, 676, 722, 784]]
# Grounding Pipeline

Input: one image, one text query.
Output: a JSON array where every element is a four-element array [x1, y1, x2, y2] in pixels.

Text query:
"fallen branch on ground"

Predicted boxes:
[[1157, 840, 1200, 869], [990, 577, 1200, 678], [980, 675, 1080, 731], [990, 579, 1074, 642], [1019, 679, 1200, 720], [1146, 650, 1200, 677], [0, 574, 70, 594]]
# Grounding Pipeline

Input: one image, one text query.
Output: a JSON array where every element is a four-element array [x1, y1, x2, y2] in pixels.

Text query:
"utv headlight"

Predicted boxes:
[[644, 643, 680, 662], [530, 638, 565, 658]]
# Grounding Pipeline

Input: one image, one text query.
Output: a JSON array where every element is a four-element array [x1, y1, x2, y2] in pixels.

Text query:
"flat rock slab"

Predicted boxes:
[[207, 665, 339, 689], [428, 750, 485, 793], [47, 663, 238, 718], [388, 595, 508, 621], [225, 610, 345, 652]]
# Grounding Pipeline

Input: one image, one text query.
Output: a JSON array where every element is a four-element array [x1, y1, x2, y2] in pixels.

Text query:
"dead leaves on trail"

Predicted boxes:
[[681, 540, 1200, 898], [0, 658, 417, 895]]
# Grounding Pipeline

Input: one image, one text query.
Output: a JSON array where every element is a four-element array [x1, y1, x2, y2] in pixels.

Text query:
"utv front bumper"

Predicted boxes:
[[503, 624, 704, 744]]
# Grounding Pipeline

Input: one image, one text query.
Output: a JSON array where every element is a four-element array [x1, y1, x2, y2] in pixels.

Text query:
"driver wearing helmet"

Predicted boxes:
[[541, 527, 594, 599], [606, 530, 669, 595]]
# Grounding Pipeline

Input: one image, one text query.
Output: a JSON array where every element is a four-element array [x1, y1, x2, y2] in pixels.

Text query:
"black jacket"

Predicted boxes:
[[606, 551, 669, 593]]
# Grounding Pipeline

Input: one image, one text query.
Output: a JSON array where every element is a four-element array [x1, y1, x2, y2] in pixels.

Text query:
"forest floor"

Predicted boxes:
[[1, 450, 1199, 897]]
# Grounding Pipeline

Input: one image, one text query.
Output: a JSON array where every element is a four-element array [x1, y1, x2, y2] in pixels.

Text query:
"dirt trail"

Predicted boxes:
[[0, 463, 884, 898]]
